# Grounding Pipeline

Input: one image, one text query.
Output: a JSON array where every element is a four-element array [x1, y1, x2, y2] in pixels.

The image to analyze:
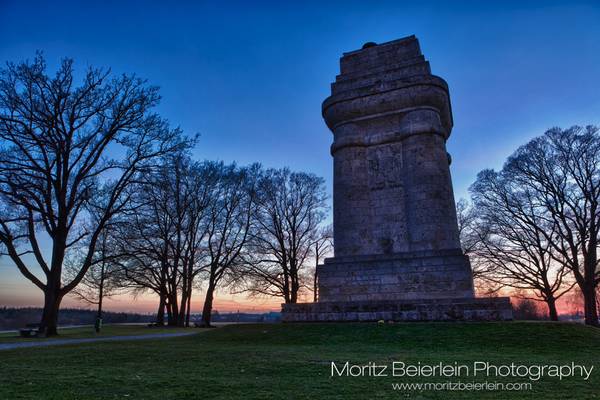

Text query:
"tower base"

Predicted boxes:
[[281, 297, 513, 322], [317, 249, 475, 302]]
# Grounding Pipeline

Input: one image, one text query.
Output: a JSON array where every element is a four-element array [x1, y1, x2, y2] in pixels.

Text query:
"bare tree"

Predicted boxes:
[[502, 126, 600, 326], [242, 168, 328, 303], [115, 156, 214, 326], [198, 163, 257, 327], [0, 55, 189, 335], [470, 169, 575, 320], [111, 197, 172, 325]]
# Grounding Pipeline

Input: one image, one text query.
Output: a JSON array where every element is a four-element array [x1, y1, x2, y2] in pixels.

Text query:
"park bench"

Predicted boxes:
[[19, 323, 41, 338]]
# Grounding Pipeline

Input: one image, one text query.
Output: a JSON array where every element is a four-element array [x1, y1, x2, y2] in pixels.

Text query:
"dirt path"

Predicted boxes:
[[0, 331, 200, 351]]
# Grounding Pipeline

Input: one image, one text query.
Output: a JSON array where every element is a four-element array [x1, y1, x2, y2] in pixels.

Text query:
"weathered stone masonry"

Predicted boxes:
[[282, 36, 512, 322]]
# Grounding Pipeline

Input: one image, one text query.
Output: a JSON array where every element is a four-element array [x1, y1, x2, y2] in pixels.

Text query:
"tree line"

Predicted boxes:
[[461, 126, 600, 326], [0, 55, 330, 335], [1, 55, 598, 335]]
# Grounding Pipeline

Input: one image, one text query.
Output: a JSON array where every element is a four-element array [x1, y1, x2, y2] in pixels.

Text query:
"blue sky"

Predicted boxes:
[[1, 0, 599, 311]]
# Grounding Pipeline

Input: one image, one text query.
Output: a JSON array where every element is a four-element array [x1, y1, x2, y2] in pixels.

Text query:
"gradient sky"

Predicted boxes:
[[1, 0, 599, 313]]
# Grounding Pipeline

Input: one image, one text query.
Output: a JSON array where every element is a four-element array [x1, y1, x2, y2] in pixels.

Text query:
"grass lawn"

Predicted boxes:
[[1, 322, 599, 399], [0, 324, 192, 343]]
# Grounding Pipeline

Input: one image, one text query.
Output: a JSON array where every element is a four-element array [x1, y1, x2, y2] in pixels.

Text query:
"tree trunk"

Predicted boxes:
[[166, 300, 173, 325], [178, 290, 188, 327], [168, 308, 178, 326], [178, 266, 188, 327], [157, 252, 168, 326], [41, 230, 67, 336], [582, 239, 599, 326], [290, 286, 298, 303], [168, 292, 179, 326], [282, 265, 290, 303], [185, 280, 192, 327], [546, 295, 558, 321], [201, 280, 216, 327], [95, 264, 105, 333], [290, 272, 299, 303], [156, 294, 165, 325], [583, 282, 599, 326], [40, 289, 62, 337]]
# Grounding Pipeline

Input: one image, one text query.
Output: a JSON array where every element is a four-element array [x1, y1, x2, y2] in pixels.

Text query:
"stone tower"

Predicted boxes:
[[326, 37, 459, 258], [282, 36, 512, 321]]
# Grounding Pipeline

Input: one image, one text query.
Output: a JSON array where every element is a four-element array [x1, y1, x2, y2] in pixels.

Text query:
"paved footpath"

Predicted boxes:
[[0, 331, 199, 351]]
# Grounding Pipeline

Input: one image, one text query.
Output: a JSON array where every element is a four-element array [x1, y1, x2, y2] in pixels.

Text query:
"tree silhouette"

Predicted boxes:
[[0, 55, 189, 335]]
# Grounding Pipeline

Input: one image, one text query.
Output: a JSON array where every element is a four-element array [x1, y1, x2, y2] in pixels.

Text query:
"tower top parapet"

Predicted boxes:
[[322, 35, 453, 135]]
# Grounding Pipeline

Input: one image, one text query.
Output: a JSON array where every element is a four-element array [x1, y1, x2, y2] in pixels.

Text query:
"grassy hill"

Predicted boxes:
[[1, 322, 599, 399]]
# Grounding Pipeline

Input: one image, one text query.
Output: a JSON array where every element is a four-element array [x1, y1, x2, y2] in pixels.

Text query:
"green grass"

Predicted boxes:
[[0, 324, 192, 343], [1, 322, 599, 399]]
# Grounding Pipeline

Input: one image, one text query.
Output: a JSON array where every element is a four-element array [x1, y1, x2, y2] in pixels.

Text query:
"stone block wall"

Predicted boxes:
[[282, 297, 514, 322], [318, 249, 474, 302]]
